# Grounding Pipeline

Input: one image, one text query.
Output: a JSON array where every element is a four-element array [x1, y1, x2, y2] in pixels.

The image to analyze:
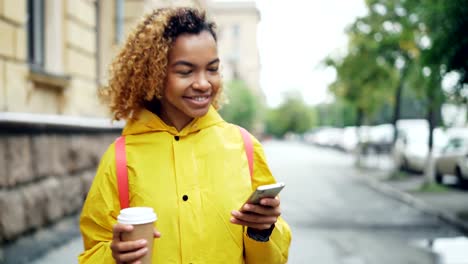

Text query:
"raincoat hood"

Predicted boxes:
[[122, 106, 224, 136]]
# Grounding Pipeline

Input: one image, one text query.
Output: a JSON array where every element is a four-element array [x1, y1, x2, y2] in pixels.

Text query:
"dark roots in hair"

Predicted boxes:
[[164, 8, 217, 43]]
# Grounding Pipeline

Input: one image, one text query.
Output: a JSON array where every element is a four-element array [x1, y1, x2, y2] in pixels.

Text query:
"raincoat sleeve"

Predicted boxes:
[[244, 137, 292, 264], [78, 144, 120, 263]]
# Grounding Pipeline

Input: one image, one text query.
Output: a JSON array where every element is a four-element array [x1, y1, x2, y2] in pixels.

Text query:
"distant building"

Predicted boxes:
[[208, 0, 262, 97]]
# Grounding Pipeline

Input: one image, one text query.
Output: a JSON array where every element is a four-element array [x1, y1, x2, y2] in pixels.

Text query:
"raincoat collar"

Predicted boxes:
[[122, 106, 224, 136]]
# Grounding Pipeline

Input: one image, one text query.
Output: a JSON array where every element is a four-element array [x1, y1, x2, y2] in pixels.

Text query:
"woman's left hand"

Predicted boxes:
[[230, 197, 281, 230]]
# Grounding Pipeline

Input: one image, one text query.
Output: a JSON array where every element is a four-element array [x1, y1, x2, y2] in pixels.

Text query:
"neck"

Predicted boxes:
[[159, 109, 193, 131], [145, 99, 194, 131]]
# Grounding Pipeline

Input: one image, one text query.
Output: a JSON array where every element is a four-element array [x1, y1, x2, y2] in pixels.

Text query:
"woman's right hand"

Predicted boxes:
[[110, 223, 161, 264]]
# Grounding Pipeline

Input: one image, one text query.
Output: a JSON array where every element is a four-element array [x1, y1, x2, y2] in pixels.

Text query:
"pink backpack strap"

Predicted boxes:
[[237, 126, 254, 179], [115, 136, 129, 209]]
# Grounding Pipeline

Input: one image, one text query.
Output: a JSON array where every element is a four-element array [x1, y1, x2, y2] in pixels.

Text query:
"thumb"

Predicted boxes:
[[153, 228, 161, 238]]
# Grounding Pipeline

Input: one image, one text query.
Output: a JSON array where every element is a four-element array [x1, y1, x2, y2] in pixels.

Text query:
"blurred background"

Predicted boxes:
[[1, 0, 468, 263]]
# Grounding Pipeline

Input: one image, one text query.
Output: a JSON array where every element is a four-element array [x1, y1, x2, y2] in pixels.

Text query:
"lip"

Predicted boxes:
[[183, 95, 211, 108]]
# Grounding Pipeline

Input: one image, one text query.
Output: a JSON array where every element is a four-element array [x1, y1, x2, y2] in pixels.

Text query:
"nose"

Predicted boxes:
[[192, 73, 211, 91]]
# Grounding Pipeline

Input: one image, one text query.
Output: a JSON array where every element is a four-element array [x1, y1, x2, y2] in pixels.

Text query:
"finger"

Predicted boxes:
[[153, 228, 162, 238], [258, 197, 280, 207], [113, 239, 147, 253], [230, 217, 274, 230], [241, 204, 281, 217], [231, 210, 278, 224], [112, 223, 134, 243], [115, 246, 148, 263]]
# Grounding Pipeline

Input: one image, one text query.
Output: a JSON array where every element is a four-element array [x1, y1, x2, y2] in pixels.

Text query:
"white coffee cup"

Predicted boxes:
[[117, 207, 157, 264]]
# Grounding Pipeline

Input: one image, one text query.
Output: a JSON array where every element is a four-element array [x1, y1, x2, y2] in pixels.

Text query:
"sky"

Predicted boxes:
[[216, 0, 368, 107]]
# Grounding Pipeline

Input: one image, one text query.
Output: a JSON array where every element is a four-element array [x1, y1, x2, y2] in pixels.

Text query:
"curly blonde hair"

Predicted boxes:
[[101, 8, 222, 121]]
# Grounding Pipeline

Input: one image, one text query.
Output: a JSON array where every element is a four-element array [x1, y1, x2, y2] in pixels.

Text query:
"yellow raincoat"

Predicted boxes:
[[79, 107, 292, 263]]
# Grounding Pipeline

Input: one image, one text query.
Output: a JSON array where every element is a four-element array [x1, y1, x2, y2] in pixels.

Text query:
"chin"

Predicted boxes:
[[192, 108, 210, 118], [187, 106, 210, 118]]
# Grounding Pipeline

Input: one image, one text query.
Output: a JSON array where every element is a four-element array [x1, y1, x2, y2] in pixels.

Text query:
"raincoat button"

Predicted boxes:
[[174, 136, 180, 141], [182, 195, 188, 201]]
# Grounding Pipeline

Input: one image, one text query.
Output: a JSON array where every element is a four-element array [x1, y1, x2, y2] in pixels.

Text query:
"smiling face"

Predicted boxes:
[[159, 30, 221, 130]]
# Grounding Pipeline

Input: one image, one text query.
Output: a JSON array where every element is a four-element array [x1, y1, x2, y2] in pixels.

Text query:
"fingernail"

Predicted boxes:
[[244, 204, 251, 210], [139, 239, 147, 245]]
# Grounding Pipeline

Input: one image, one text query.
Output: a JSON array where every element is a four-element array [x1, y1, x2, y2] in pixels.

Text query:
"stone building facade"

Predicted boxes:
[[0, 1, 259, 261], [209, 1, 261, 96]]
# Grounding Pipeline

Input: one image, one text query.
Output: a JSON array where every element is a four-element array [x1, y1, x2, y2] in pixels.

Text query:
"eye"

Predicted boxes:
[[176, 70, 192, 76], [208, 67, 219, 72]]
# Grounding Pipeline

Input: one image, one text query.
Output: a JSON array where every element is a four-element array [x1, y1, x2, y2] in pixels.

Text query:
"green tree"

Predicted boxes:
[[324, 39, 397, 128], [407, 0, 468, 149], [219, 80, 259, 131], [349, 0, 422, 141], [315, 100, 356, 127], [265, 93, 315, 138]]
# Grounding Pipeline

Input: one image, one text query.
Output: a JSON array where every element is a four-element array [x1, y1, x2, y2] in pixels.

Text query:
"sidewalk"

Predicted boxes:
[[356, 156, 468, 235]]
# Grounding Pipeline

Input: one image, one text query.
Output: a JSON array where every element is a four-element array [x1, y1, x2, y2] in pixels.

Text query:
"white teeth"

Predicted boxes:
[[193, 97, 207, 102]]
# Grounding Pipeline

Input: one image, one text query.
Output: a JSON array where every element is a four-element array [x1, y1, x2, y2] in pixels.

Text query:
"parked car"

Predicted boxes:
[[367, 124, 394, 154], [307, 127, 344, 148], [458, 155, 468, 184], [394, 119, 448, 173], [339, 126, 359, 153], [434, 129, 468, 185]]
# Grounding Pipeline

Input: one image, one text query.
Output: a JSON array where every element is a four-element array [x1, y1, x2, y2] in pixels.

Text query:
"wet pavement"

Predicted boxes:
[[265, 140, 467, 264]]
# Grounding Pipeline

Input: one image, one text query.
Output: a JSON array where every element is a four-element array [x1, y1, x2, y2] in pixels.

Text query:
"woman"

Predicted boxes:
[[79, 7, 291, 263]]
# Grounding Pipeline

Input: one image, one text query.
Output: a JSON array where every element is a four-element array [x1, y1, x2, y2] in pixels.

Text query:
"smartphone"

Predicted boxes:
[[242, 182, 285, 207]]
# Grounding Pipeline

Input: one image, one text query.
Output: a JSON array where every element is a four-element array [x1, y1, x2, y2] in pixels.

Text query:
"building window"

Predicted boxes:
[[27, 0, 45, 71], [115, 0, 124, 44]]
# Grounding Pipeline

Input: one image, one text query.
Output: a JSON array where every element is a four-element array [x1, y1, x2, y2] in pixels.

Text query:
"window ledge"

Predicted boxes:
[[28, 68, 71, 91]]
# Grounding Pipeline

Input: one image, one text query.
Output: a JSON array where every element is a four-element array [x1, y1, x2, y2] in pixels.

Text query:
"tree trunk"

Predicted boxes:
[[392, 67, 406, 144], [355, 107, 365, 167], [424, 90, 443, 184]]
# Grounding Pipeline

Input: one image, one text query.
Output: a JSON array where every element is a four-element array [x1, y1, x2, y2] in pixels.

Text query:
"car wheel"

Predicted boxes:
[[456, 167, 468, 187], [399, 157, 408, 172], [435, 171, 443, 184]]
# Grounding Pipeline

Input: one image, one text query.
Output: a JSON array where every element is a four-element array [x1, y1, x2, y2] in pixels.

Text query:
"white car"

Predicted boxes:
[[458, 155, 468, 183], [434, 132, 468, 185], [394, 120, 448, 173]]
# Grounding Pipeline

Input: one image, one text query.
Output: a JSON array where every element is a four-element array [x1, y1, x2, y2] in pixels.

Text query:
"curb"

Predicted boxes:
[[361, 174, 468, 235]]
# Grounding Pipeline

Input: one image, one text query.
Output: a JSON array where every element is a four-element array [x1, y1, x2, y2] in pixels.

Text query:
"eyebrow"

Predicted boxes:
[[172, 58, 220, 68]]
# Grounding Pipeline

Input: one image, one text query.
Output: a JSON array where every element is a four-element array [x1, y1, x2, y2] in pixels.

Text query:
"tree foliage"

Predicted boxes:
[[219, 80, 259, 131], [265, 93, 315, 138], [324, 0, 468, 180]]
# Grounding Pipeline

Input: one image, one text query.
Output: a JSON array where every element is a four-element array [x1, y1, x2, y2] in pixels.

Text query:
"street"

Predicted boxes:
[[266, 140, 462, 264], [32, 140, 464, 263]]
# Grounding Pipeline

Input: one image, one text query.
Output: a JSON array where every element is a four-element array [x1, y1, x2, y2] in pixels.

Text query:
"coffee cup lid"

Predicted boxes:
[[117, 207, 157, 225]]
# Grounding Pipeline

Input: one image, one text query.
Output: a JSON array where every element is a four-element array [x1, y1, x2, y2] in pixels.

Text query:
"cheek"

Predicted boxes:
[[209, 76, 222, 92], [165, 77, 189, 94]]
